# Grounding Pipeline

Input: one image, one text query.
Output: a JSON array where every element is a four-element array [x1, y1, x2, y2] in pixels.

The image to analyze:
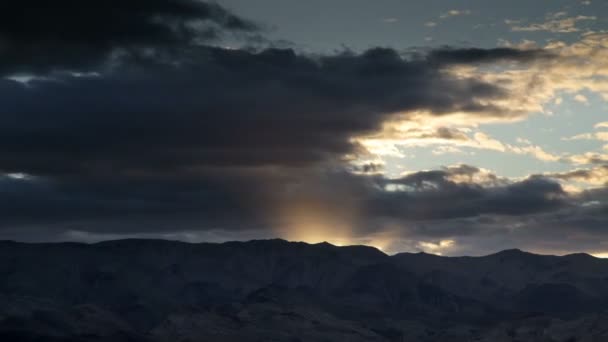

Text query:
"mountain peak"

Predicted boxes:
[[314, 241, 335, 247], [564, 252, 597, 260], [486, 248, 537, 260], [493, 248, 527, 255]]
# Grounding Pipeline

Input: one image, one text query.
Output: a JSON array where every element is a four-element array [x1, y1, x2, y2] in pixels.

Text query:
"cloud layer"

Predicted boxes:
[[0, 0, 607, 256]]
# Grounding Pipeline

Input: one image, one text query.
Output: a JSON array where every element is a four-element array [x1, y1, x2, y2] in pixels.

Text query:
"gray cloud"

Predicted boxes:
[[546, 165, 608, 185], [427, 47, 553, 65], [0, 166, 569, 235], [0, 46, 541, 179], [0, 164, 606, 256], [0, 0, 257, 75]]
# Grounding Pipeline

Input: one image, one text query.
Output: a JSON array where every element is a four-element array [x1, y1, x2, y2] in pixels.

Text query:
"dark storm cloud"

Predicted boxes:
[[0, 46, 526, 178], [0, 166, 569, 233], [0, 163, 605, 256], [0, 0, 257, 74], [0, 1, 554, 178], [427, 47, 553, 65], [0, 171, 271, 235], [368, 168, 568, 220]]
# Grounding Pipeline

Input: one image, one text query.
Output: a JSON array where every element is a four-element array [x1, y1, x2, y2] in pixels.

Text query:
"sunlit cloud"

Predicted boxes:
[[432, 145, 465, 155], [567, 152, 608, 165], [510, 13, 596, 33], [564, 132, 608, 141], [355, 115, 561, 164], [417, 239, 456, 255], [546, 165, 608, 186], [349, 32, 608, 171], [574, 94, 589, 104], [595, 122, 608, 129], [439, 9, 471, 19]]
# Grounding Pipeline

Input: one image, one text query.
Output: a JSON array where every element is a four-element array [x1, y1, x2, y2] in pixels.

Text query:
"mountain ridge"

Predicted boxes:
[[1, 238, 601, 259], [2, 238, 608, 341]]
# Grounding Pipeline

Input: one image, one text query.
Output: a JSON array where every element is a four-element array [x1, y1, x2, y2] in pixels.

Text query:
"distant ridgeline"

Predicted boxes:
[[1, 239, 608, 342]]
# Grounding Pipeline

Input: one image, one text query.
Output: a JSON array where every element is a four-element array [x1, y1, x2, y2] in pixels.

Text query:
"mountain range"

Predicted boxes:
[[1, 239, 608, 341]]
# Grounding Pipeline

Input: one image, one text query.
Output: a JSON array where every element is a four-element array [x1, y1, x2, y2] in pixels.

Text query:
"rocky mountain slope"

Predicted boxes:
[[1, 239, 607, 341]]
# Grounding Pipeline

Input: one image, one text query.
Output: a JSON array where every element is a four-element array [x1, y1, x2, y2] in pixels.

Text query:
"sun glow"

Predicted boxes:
[[273, 183, 359, 246], [592, 253, 608, 258], [272, 187, 405, 252]]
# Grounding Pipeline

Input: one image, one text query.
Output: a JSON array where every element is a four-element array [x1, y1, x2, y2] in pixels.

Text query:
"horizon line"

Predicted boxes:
[[0, 237, 604, 259]]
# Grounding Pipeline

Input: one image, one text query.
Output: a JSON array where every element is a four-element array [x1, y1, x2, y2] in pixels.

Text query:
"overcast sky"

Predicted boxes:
[[1, 0, 608, 256]]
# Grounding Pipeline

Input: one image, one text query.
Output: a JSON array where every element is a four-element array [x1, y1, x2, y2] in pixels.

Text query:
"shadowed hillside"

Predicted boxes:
[[1, 239, 608, 341]]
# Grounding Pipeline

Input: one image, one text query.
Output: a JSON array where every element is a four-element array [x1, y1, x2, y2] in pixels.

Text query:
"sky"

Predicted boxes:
[[1, 0, 608, 256]]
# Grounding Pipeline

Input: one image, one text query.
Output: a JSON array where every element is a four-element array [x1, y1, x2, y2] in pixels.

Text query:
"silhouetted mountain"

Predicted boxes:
[[1, 239, 608, 341]]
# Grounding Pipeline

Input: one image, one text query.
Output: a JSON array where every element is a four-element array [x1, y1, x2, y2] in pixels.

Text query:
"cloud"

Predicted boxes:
[[564, 132, 608, 141], [0, 165, 568, 236], [567, 152, 608, 165], [510, 14, 596, 33], [0, 0, 607, 257], [377, 169, 566, 219], [439, 10, 472, 19], [427, 47, 553, 65], [546, 165, 608, 185], [563, 123, 608, 142], [0, 44, 555, 178], [0, 1, 566, 249], [432, 145, 465, 155], [0, 1, 260, 75], [574, 94, 589, 104], [359, 120, 561, 162], [456, 33, 608, 127], [1, 163, 607, 257], [510, 144, 561, 162], [595, 122, 608, 129]]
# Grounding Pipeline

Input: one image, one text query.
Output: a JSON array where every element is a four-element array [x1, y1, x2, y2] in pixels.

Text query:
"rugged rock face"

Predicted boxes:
[[1, 239, 608, 341]]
